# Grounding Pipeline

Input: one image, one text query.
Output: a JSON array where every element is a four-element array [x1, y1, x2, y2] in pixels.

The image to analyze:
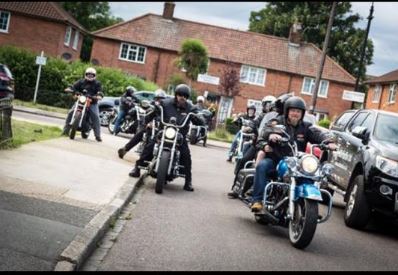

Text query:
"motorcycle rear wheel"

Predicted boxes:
[[69, 112, 81, 140], [289, 198, 318, 249], [155, 151, 171, 194]]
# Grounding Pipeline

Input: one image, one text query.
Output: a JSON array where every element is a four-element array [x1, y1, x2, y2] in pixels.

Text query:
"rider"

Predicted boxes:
[[118, 89, 166, 159], [226, 103, 257, 162], [195, 95, 206, 111], [250, 96, 337, 212], [113, 85, 139, 136], [62, 67, 104, 142], [129, 84, 205, 192]]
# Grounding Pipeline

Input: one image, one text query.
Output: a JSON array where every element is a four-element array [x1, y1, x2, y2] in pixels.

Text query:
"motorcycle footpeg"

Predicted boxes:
[[256, 210, 279, 225]]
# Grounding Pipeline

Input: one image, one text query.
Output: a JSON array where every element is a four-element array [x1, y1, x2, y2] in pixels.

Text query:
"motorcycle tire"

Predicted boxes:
[[289, 198, 318, 249], [343, 175, 370, 229], [108, 115, 116, 134], [155, 151, 171, 194], [189, 129, 198, 145], [69, 112, 82, 140], [81, 131, 89, 139]]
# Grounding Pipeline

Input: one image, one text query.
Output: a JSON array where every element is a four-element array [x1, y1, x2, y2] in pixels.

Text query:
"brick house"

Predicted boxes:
[[365, 69, 398, 113], [91, 2, 356, 123], [0, 2, 88, 61]]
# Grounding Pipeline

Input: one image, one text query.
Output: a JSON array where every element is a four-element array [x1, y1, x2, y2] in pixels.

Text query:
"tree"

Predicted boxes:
[[219, 61, 240, 97], [176, 38, 209, 86], [61, 2, 123, 61], [249, 2, 374, 93]]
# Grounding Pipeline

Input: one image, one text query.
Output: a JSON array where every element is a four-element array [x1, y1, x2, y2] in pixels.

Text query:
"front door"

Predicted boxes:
[[217, 96, 233, 124]]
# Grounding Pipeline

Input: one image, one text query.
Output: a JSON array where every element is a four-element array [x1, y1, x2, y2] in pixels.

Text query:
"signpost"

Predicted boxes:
[[33, 51, 47, 103], [342, 90, 365, 103]]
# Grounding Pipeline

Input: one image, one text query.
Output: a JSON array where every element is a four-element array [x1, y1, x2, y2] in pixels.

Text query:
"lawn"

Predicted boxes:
[[13, 99, 68, 114]]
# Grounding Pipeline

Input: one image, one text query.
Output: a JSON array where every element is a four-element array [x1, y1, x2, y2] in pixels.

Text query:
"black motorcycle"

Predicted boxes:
[[187, 109, 212, 146], [66, 88, 94, 140]]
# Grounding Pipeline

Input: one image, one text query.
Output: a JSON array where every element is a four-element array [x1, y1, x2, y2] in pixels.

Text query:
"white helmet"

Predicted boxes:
[[262, 95, 276, 105], [154, 89, 166, 99], [197, 95, 205, 103], [85, 67, 96, 81]]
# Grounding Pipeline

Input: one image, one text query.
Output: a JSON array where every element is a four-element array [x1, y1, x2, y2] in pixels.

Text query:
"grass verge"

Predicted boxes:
[[13, 99, 68, 114], [208, 126, 234, 143], [0, 119, 62, 150]]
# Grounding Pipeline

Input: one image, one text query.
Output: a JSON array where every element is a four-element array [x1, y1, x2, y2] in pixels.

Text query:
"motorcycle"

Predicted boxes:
[[66, 89, 94, 140], [187, 109, 212, 146], [142, 106, 198, 194], [133, 100, 156, 154], [251, 125, 335, 249]]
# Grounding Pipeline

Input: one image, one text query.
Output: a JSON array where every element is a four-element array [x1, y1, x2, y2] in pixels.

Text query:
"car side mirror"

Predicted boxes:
[[352, 126, 368, 140], [114, 99, 119, 106]]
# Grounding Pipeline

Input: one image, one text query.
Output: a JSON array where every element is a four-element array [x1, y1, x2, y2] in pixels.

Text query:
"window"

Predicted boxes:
[[119, 42, 146, 63], [372, 84, 382, 103], [72, 30, 79, 50], [247, 99, 262, 115], [64, 26, 72, 46], [347, 112, 369, 133], [332, 111, 356, 129], [301, 77, 329, 98], [388, 83, 397, 103], [240, 65, 266, 86], [0, 10, 10, 32]]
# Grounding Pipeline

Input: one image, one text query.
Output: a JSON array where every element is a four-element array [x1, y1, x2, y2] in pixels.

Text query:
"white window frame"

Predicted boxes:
[[72, 29, 79, 50], [372, 84, 382, 103], [64, 26, 72, 46], [301, 77, 329, 98], [247, 99, 262, 115], [388, 83, 397, 103], [118, 42, 146, 64], [0, 10, 11, 33], [240, 65, 266, 86]]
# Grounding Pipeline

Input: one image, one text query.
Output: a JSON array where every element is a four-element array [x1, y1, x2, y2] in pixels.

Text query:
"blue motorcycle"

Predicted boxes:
[[254, 125, 335, 249]]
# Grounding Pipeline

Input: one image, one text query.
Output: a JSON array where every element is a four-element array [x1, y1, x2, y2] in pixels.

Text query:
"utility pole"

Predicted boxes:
[[309, 1, 337, 114], [354, 2, 374, 92]]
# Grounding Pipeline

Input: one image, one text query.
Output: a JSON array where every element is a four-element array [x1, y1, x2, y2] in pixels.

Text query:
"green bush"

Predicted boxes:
[[318, 118, 331, 129], [0, 45, 158, 108], [225, 117, 239, 134]]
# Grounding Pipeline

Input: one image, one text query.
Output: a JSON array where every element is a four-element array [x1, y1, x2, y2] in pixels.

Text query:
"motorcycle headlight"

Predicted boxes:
[[79, 95, 87, 103], [165, 127, 176, 140], [285, 157, 297, 169], [376, 156, 398, 177], [321, 163, 334, 176], [300, 155, 320, 175]]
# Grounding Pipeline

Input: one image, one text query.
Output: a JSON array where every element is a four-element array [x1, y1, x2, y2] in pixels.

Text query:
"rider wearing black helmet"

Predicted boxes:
[[129, 84, 205, 192], [250, 96, 337, 212], [113, 85, 140, 136]]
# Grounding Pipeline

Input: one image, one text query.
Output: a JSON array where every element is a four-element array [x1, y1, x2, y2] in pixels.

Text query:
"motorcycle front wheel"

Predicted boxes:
[[155, 151, 171, 194], [69, 112, 82, 140], [189, 129, 198, 145], [289, 198, 318, 249], [108, 115, 116, 134]]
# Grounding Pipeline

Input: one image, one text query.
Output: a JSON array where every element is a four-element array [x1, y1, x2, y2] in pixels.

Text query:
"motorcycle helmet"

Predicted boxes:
[[197, 95, 205, 103], [246, 103, 257, 118], [154, 89, 166, 100], [125, 85, 137, 95], [283, 96, 306, 120], [174, 84, 191, 99], [274, 93, 293, 115], [85, 67, 96, 81], [262, 95, 277, 113]]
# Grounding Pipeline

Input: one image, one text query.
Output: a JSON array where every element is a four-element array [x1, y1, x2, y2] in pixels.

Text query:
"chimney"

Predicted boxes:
[[163, 2, 175, 19], [288, 21, 302, 45]]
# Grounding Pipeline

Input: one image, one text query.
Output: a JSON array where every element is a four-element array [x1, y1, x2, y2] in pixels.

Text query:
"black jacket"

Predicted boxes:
[[256, 115, 330, 161], [120, 91, 139, 112], [145, 97, 205, 137], [71, 79, 103, 104]]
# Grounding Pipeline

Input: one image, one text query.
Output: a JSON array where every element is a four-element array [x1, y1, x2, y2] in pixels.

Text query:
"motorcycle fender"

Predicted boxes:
[[294, 184, 322, 201]]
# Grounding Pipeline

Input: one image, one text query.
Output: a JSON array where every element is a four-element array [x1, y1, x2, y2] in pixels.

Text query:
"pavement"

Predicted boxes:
[[0, 104, 230, 271]]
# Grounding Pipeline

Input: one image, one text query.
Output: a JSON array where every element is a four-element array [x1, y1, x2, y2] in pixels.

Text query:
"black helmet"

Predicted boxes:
[[175, 84, 191, 99], [283, 96, 306, 119], [274, 93, 293, 115], [246, 104, 256, 117], [126, 86, 137, 94]]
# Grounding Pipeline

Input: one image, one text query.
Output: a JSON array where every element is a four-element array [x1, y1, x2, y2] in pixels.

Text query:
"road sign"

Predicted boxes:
[[35, 56, 47, 66], [342, 90, 365, 103]]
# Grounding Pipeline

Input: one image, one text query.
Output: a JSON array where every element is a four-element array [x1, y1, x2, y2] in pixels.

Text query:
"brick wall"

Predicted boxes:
[[91, 37, 355, 119], [0, 13, 82, 61], [366, 84, 398, 113]]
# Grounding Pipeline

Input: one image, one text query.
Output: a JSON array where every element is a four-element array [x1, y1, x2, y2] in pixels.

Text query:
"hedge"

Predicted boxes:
[[318, 118, 331, 129], [0, 45, 158, 108]]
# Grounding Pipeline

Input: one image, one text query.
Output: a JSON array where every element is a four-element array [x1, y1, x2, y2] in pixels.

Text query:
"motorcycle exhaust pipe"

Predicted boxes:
[[327, 183, 346, 196]]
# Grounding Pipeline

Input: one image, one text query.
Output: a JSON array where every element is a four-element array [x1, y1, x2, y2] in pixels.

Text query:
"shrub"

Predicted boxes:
[[318, 118, 331, 129], [225, 117, 239, 134]]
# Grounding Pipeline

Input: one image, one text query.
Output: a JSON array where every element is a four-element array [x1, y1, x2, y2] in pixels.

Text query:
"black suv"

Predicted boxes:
[[0, 64, 14, 100], [328, 109, 398, 229]]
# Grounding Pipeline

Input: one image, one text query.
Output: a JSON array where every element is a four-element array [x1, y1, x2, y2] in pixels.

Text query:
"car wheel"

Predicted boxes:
[[99, 108, 113, 126], [344, 175, 371, 229]]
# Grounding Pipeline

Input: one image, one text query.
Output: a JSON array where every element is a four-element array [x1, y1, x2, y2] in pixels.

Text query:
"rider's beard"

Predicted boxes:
[[288, 116, 300, 126]]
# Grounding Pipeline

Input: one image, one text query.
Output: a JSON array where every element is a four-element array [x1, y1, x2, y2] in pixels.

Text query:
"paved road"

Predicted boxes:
[[83, 143, 398, 271]]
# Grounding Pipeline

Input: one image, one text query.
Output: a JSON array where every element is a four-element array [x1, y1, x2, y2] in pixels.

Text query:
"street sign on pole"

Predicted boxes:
[[33, 51, 46, 103], [342, 90, 365, 103]]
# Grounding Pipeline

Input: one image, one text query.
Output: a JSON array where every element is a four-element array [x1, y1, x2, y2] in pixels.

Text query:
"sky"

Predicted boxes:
[[109, 2, 398, 77]]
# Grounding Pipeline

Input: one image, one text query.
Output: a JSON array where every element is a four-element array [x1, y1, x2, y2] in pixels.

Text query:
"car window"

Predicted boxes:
[[0, 65, 13, 78], [346, 112, 369, 133], [333, 111, 356, 129], [360, 113, 375, 135], [373, 114, 398, 144]]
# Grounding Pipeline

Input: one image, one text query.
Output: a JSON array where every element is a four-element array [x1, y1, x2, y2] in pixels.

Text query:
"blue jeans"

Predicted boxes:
[[114, 109, 126, 135], [228, 131, 241, 157], [64, 102, 101, 138], [251, 158, 276, 203]]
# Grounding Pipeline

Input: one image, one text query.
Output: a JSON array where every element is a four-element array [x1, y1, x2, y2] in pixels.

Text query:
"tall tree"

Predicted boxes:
[[249, 2, 374, 93], [61, 2, 123, 61]]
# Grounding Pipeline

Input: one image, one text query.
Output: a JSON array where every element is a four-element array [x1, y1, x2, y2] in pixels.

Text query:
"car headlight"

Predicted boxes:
[[79, 95, 87, 104], [376, 156, 398, 177], [165, 127, 176, 140], [300, 155, 320, 175]]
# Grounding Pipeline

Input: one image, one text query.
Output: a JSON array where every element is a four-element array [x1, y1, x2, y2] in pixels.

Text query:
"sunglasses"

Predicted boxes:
[[85, 73, 95, 77], [176, 93, 188, 99]]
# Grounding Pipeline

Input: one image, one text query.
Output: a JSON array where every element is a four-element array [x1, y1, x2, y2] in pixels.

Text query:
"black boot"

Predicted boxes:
[[183, 181, 194, 192], [129, 166, 140, 178], [118, 147, 127, 159]]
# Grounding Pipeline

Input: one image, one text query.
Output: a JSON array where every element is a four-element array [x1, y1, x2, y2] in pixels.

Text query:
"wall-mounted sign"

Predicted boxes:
[[197, 74, 220, 85]]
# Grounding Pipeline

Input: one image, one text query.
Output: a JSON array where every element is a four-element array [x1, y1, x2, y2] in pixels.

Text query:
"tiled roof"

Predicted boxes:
[[0, 2, 87, 33], [93, 14, 355, 85], [365, 69, 398, 84]]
